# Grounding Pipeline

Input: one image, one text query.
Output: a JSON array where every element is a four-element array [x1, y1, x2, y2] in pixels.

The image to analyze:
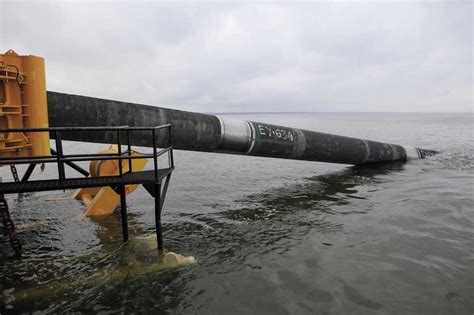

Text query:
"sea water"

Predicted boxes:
[[1, 113, 473, 313]]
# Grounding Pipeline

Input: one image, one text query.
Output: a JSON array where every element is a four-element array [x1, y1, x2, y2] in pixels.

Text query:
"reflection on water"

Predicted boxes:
[[224, 162, 405, 221], [1, 113, 473, 313]]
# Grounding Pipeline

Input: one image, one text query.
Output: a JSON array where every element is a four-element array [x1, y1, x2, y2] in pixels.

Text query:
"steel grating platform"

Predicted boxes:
[[0, 168, 174, 194], [0, 125, 175, 254]]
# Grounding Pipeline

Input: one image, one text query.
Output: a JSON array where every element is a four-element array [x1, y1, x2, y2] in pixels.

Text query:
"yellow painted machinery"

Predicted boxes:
[[1, 49, 149, 218], [0, 49, 50, 158], [74, 145, 148, 216]]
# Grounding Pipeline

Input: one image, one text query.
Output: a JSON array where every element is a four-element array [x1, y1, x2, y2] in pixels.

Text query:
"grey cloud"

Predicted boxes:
[[1, 1, 472, 112]]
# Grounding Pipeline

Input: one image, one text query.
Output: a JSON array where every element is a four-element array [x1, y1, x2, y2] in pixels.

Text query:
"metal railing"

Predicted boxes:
[[0, 125, 174, 183]]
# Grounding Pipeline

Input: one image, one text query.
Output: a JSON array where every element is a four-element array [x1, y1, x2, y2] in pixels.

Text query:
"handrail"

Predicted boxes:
[[0, 125, 171, 133], [0, 150, 171, 165], [0, 150, 171, 162], [0, 125, 173, 183], [0, 126, 130, 132]]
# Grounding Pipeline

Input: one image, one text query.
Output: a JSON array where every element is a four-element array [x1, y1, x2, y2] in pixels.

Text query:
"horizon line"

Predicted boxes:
[[209, 111, 473, 115]]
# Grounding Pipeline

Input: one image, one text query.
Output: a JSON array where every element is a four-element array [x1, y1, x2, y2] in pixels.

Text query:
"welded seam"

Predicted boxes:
[[361, 140, 370, 163], [216, 115, 226, 144], [389, 144, 400, 160], [291, 129, 306, 158], [401, 145, 422, 160], [246, 121, 256, 154]]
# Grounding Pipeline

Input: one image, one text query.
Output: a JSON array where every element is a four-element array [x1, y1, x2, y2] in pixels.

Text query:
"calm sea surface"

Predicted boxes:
[[0, 113, 473, 314]]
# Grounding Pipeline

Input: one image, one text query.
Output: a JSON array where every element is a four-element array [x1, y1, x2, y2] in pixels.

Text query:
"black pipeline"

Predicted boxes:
[[47, 92, 436, 165]]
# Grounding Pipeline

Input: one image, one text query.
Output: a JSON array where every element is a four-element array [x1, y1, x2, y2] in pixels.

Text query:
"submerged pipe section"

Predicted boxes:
[[47, 91, 436, 165]]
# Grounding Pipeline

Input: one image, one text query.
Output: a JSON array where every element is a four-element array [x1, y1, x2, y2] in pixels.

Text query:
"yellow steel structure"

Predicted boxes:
[[74, 145, 148, 216], [1, 50, 147, 217], [0, 49, 50, 158]]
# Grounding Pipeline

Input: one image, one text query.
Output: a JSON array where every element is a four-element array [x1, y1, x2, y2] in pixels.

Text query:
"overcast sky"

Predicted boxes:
[[1, 1, 472, 113]]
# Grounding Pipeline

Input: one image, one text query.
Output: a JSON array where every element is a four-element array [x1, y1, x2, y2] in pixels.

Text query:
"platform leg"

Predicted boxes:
[[119, 185, 128, 243], [154, 183, 164, 252]]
